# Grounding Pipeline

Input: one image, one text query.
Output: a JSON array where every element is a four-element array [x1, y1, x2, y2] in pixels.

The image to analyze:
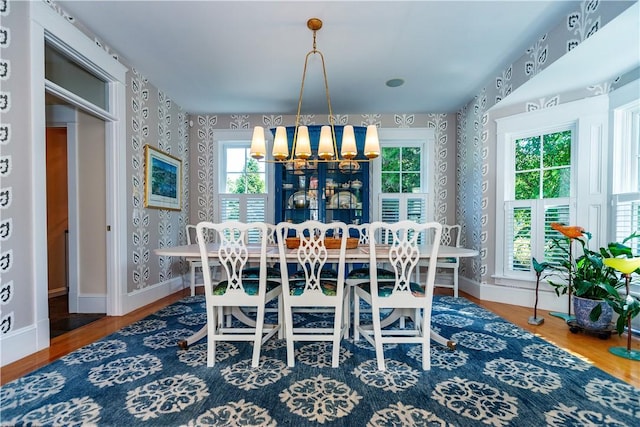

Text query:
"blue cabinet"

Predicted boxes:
[[273, 125, 370, 227]]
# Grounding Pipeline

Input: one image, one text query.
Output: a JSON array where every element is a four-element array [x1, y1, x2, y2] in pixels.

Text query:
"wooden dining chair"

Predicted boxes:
[[274, 220, 350, 368], [353, 220, 442, 371], [196, 221, 282, 368]]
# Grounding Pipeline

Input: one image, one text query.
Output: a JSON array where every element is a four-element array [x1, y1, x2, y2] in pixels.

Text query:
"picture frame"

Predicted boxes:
[[144, 144, 182, 210]]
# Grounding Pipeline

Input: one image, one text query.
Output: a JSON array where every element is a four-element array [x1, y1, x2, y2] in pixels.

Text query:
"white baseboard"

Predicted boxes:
[[122, 277, 184, 314], [0, 318, 50, 367], [460, 277, 569, 313], [76, 293, 107, 314]]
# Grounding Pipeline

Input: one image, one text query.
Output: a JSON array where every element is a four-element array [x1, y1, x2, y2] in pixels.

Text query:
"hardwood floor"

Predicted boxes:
[[1, 289, 638, 387]]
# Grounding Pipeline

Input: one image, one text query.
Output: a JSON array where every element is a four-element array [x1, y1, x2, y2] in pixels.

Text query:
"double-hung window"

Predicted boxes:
[[218, 142, 268, 242], [610, 86, 640, 295], [371, 128, 435, 242], [496, 96, 608, 279], [504, 129, 573, 273]]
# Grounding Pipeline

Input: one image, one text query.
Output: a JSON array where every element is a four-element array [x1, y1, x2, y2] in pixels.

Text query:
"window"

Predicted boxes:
[[495, 96, 608, 279], [218, 142, 268, 234], [506, 130, 572, 272], [610, 89, 640, 295], [372, 129, 434, 229]]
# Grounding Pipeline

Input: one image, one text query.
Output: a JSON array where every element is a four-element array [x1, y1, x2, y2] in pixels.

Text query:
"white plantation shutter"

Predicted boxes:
[[504, 199, 570, 274], [218, 195, 267, 243], [505, 202, 532, 272], [612, 193, 640, 295], [379, 194, 427, 243]]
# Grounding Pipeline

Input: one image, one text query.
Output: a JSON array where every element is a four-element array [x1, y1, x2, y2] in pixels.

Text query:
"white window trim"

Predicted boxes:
[[495, 95, 609, 281], [371, 128, 436, 222], [213, 129, 274, 223]]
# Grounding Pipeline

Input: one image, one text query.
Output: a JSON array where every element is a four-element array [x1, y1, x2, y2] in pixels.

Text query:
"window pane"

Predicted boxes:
[[515, 136, 540, 171], [225, 173, 242, 193], [402, 147, 421, 171], [515, 171, 540, 200], [543, 130, 571, 167], [402, 173, 421, 193], [382, 147, 400, 171], [45, 43, 108, 110], [543, 168, 571, 198], [511, 207, 532, 271], [382, 172, 400, 192], [226, 148, 247, 172]]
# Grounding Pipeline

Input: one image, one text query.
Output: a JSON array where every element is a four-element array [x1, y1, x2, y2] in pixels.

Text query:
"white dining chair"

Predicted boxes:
[[186, 224, 220, 296], [353, 220, 442, 371], [274, 220, 350, 368], [416, 223, 461, 297], [196, 221, 282, 368]]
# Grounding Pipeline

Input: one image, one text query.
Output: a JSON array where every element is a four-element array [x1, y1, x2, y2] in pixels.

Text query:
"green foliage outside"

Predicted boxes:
[[381, 147, 421, 193], [227, 158, 265, 194]]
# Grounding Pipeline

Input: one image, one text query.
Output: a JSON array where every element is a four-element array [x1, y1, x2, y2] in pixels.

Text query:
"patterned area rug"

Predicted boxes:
[[1, 295, 638, 426]]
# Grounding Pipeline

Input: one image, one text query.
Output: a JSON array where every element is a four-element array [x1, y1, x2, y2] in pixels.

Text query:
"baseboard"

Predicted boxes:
[[71, 293, 105, 313], [123, 277, 185, 314], [459, 277, 569, 313], [0, 318, 50, 367], [48, 287, 67, 298]]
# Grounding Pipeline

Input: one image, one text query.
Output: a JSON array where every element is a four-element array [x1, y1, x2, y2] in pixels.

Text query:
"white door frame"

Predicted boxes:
[[31, 1, 128, 336]]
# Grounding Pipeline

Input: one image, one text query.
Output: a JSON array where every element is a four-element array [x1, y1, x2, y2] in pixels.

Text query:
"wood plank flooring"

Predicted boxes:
[[1, 289, 638, 387]]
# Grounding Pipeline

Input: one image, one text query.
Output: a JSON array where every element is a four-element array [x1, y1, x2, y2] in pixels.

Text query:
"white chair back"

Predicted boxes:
[[195, 221, 281, 368], [274, 220, 350, 367]]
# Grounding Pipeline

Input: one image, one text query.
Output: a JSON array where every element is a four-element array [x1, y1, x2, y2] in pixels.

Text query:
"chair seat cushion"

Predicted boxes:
[[242, 266, 281, 279], [288, 278, 338, 296], [292, 268, 338, 279], [212, 279, 280, 296], [357, 281, 425, 297], [347, 267, 395, 280]]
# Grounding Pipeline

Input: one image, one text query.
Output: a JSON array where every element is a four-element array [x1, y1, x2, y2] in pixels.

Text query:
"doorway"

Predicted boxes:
[[46, 126, 105, 338]]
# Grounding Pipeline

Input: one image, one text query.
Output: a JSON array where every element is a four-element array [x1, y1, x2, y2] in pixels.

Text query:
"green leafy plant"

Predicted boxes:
[[546, 224, 628, 322]]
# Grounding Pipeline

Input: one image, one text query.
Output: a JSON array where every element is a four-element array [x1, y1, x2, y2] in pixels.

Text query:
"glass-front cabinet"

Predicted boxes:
[[273, 125, 370, 226]]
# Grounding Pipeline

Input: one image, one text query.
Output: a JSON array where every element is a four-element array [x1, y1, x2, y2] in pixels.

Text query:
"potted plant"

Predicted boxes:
[[547, 223, 624, 331]]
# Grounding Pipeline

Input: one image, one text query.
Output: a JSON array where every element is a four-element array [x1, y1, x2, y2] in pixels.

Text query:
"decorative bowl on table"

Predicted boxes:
[[285, 237, 358, 249]]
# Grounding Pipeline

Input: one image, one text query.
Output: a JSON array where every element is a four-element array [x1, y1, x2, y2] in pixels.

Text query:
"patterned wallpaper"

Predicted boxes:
[[188, 113, 456, 228], [0, 0, 14, 336]]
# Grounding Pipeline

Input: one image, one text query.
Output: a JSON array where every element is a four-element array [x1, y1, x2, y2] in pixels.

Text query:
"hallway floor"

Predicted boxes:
[[48, 295, 105, 338]]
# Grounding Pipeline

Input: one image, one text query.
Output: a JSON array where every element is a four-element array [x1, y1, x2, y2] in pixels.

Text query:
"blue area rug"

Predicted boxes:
[[1, 295, 638, 426]]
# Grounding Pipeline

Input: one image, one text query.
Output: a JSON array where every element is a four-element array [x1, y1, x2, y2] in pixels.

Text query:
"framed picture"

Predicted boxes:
[[144, 145, 182, 210]]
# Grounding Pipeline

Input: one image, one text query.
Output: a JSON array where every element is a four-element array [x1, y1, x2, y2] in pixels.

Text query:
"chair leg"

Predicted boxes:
[[190, 263, 196, 296], [353, 292, 360, 341], [372, 305, 386, 371], [207, 306, 217, 367], [252, 304, 265, 368], [453, 267, 459, 298], [284, 304, 296, 367]]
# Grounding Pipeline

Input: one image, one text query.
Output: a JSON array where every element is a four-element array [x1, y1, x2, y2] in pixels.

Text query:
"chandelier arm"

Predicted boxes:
[[317, 50, 339, 160]]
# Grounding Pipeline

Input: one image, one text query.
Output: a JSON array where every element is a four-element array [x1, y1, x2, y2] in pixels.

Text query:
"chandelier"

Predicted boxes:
[[250, 18, 380, 164]]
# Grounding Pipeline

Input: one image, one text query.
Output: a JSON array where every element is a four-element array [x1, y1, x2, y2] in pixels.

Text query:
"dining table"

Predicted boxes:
[[154, 242, 478, 350]]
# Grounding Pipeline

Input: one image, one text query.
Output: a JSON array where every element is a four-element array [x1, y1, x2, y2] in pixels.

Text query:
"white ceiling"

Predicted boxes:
[[56, 1, 639, 115]]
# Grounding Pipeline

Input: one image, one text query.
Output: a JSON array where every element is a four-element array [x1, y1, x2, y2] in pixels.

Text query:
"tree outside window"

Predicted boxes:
[[224, 147, 266, 194], [381, 146, 421, 193]]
